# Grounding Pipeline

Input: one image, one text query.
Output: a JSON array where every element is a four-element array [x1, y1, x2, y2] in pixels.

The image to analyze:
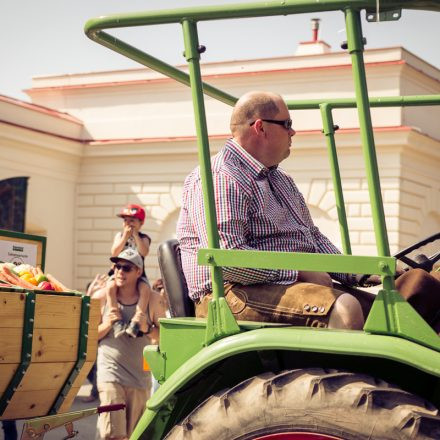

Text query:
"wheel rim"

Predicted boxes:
[[254, 433, 343, 440]]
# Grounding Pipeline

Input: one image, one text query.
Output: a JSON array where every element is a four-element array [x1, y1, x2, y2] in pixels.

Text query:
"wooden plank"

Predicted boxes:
[[89, 298, 101, 327], [0, 364, 17, 393], [57, 387, 79, 415], [58, 361, 94, 413], [34, 294, 81, 329], [31, 328, 78, 363], [72, 360, 94, 390], [0, 389, 58, 420], [0, 291, 25, 328], [18, 362, 74, 392], [0, 328, 22, 363]]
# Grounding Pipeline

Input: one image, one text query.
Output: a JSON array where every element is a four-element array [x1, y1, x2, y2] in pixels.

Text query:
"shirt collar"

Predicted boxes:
[[225, 138, 277, 178]]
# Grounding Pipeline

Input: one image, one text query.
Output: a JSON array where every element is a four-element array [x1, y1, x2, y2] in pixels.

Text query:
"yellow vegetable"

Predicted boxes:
[[21, 273, 38, 286]]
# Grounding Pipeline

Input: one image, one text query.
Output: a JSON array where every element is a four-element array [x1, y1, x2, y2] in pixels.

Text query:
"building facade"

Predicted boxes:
[[1, 44, 439, 291]]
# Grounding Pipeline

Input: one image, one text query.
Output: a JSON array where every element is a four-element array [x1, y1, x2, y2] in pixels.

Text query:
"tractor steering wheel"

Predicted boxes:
[[393, 232, 440, 272]]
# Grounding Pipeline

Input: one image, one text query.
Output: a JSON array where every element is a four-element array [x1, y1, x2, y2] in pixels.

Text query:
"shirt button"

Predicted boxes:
[[304, 304, 310, 311], [311, 306, 318, 313]]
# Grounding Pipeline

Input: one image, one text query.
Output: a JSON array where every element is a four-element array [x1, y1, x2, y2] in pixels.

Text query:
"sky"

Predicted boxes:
[[1, 0, 439, 102]]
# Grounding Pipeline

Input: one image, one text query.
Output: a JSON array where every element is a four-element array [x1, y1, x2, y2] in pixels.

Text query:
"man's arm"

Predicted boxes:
[[150, 291, 167, 328], [310, 226, 356, 285], [146, 290, 168, 345], [288, 181, 354, 285]]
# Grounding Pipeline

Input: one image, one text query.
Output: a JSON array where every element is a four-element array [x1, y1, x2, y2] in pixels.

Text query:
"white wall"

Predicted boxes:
[[0, 121, 82, 287]]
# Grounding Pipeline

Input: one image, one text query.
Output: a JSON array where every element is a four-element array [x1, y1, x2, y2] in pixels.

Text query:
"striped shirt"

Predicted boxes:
[[177, 139, 352, 301]]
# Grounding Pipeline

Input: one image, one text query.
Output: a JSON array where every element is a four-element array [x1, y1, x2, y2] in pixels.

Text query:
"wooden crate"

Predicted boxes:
[[0, 289, 99, 420]]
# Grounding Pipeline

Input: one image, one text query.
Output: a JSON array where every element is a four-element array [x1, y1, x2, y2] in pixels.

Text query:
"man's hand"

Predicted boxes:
[[354, 274, 381, 287], [355, 268, 406, 287], [98, 308, 122, 340], [395, 266, 406, 278], [297, 271, 333, 287], [87, 274, 108, 297], [104, 310, 121, 326]]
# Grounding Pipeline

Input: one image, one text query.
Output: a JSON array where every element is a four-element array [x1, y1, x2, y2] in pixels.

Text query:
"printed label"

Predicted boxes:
[[0, 239, 38, 266]]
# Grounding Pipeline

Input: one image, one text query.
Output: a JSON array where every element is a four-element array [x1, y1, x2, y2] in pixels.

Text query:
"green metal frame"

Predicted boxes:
[[84, 1, 440, 438]]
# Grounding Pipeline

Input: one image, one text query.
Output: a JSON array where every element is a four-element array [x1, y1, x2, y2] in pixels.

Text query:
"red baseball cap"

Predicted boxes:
[[117, 204, 146, 222]]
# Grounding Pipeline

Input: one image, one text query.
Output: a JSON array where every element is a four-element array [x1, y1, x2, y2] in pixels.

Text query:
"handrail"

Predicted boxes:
[[84, 2, 440, 108], [287, 95, 440, 109], [85, 0, 440, 34]]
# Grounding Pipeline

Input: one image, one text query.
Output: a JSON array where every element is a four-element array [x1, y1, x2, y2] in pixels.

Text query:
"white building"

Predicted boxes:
[[1, 39, 439, 291]]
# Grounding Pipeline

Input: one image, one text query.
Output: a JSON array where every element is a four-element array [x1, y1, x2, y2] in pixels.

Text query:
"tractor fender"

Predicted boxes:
[[146, 326, 440, 412]]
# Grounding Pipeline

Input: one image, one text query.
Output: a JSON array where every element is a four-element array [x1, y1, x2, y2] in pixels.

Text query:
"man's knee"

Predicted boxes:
[[396, 268, 440, 324], [328, 293, 364, 330]]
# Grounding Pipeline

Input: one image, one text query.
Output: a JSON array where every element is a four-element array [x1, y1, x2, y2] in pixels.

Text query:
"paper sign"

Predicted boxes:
[[0, 239, 38, 266]]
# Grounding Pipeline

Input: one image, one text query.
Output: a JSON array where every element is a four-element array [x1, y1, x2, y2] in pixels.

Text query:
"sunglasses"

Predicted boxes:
[[250, 118, 293, 130], [114, 263, 135, 273]]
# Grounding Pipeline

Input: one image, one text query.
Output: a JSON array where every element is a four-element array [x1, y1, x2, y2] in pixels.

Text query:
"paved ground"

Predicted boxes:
[[1, 381, 100, 440]]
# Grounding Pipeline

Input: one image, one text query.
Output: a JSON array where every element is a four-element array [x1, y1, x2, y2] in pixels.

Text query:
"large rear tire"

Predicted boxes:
[[165, 368, 440, 440]]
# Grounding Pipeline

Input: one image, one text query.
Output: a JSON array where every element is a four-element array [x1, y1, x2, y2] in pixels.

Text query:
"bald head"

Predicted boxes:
[[230, 91, 284, 136]]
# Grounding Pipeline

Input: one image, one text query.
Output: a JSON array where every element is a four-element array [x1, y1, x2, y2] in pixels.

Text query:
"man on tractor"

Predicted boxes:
[[177, 90, 440, 332]]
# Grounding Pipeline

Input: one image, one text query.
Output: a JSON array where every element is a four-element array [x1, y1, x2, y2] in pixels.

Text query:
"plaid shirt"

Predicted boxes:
[[177, 139, 352, 300]]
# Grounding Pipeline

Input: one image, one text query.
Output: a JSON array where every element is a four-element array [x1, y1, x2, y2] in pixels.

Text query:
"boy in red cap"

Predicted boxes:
[[107, 204, 153, 337]]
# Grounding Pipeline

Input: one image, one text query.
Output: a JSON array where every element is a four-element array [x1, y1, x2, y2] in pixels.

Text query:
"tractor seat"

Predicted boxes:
[[157, 239, 195, 317]]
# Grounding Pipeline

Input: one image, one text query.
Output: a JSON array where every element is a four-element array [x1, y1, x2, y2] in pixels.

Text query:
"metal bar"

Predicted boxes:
[[198, 248, 396, 276], [286, 94, 440, 109], [86, 23, 440, 112], [345, 8, 390, 259], [182, 20, 223, 301], [86, 31, 237, 107], [320, 104, 351, 254], [84, 1, 440, 33], [182, 20, 240, 343], [21, 405, 125, 439], [394, 232, 440, 259], [50, 294, 91, 414], [0, 291, 36, 417]]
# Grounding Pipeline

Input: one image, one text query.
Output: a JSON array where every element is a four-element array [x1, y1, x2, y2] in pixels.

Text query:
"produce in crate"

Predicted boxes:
[[0, 262, 70, 292]]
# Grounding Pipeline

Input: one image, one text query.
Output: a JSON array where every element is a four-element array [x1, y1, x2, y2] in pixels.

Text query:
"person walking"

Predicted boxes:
[[96, 249, 165, 440]]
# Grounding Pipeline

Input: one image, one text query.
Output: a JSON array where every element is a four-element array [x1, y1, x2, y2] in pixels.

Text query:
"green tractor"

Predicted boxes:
[[86, 1, 440, 439]]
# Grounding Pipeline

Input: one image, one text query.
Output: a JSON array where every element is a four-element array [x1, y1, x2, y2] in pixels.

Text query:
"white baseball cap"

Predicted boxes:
[[110, 248, 143, 270]]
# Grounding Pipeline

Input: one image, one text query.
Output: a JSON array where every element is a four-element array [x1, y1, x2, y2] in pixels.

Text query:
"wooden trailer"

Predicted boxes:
[[0, 230, 99, 425]]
